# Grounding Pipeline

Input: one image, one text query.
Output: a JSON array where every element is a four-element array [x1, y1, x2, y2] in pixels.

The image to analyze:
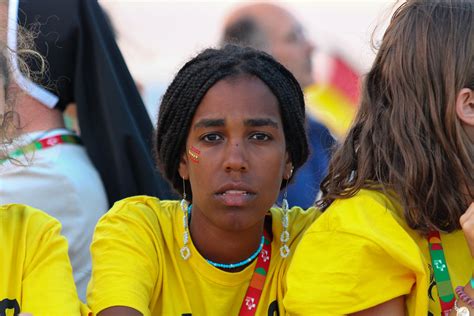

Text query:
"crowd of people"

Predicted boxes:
[[0, 0, 472, 316]]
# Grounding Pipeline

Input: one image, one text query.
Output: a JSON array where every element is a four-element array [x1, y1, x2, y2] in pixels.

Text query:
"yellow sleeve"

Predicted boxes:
[[284, 191, 430, 315], [285, 229, 419, 315], [21, 210, 82, 316], [87, 200, 161, 316]]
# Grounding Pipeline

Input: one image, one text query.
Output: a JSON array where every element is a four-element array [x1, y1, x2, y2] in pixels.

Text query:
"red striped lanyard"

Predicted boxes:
[[1, 134, 82, 164], [428, 231, 455, 316], [239, 230, 272, 316]]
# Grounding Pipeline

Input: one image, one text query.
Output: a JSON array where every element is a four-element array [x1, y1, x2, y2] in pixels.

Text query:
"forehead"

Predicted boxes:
[[191, 75, 281, 122], [259, 8, 299, 39]]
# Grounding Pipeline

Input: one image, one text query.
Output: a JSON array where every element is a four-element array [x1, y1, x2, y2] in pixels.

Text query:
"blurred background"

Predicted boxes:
[[99, 0, 396, 122]]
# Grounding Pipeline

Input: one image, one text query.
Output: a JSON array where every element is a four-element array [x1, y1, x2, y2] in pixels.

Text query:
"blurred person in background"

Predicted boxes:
[[222, 3, 334, 209], [0, 2, 85, 314], [0, 0, 176, 300]]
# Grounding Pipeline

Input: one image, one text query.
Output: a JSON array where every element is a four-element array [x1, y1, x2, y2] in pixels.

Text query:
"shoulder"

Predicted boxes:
[[284, 191, 427, 314], [295, 189, 425, 270], [270, 206, 321, 239], [310, 189, 404, 234], [306, 116, 329, 133], [298, 189, 422, 263], [97, 196, 180, 232], [0, 204, 61, 233], [108, 196, 178, 215], [306, 116, 335, 150]]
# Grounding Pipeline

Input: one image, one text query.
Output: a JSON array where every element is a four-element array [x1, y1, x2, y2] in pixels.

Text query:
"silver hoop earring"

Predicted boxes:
[[280, 167, 293, 258], [180, 178, 191, 260]]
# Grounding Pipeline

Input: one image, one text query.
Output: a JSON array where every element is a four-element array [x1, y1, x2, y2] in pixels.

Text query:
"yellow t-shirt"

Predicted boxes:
[[284, 189, 472, 316], [0, 204, 84, 316], [87, 196, 319, 316]]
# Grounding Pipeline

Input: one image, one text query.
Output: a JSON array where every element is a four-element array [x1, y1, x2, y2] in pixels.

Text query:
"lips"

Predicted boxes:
[[215, 184, 256, 207]]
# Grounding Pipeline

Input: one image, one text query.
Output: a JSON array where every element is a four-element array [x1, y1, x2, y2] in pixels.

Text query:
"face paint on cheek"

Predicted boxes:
[[188, 145, 201, 163]]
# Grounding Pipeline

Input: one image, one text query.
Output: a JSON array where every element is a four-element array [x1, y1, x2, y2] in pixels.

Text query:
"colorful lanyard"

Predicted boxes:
[[428, 230, 455, 316], [0, 134, 82, 164], [239, 229, 272, 316]]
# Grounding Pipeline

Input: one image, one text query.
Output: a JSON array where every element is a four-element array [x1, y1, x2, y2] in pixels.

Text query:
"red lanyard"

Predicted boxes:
[[428, 231, 455, 315], [1, 134, 82, 164], [239, 229, 272, 316]]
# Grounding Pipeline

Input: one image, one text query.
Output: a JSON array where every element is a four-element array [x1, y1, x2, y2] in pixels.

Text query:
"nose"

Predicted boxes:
[[223, 140, 248, 172]]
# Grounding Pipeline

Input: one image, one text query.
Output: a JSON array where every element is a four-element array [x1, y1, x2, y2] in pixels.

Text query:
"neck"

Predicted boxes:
[[189, 208, 267, 270], [16, 94, 65, 133]]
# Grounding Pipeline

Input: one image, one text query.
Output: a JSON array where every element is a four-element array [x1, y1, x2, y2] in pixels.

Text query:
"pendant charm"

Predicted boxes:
[[455, 300, 470, 316], [456, 306, 469, 316], [180, 246, 191, 260]]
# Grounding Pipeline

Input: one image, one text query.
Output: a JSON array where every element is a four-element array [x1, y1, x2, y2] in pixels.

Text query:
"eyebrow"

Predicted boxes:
[[193, 118, 279, 130], [193, 119, 225, 129], [244, 118, 279, 128]]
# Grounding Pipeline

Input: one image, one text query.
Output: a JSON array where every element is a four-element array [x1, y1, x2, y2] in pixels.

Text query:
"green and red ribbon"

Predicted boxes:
[[1, 134, 82, 164], [239, 230, 272, 316], [428, 230, 455, 315]]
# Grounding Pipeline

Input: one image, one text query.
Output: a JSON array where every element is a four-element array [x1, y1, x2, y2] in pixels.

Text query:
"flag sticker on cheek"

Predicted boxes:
[[188, 146, 201, 163]]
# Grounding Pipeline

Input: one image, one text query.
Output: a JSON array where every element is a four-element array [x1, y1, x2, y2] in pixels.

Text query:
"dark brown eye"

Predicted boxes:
[[250, 133, 271, 141], [202, 133, 223, 142]]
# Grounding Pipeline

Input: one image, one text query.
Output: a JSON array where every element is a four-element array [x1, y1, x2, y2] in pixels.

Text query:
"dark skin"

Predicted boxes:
[[177, 76, 291, 267], [350, 297, 405, 316], [99, 306, 141, 316], [97, 76, 292, 316]]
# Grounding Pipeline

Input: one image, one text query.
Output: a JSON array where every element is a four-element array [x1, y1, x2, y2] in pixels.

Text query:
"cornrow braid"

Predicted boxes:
[[155, 44, 309, 199]]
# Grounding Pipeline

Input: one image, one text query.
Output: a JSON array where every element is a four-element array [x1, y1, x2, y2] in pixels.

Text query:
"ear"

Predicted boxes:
[[456, 88, 474, 127], [178, 149, 190, 180], [283, 152, 294, 180]]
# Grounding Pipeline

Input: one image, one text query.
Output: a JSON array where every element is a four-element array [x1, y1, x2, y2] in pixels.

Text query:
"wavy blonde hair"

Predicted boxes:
[[0, 23, 46, 160]]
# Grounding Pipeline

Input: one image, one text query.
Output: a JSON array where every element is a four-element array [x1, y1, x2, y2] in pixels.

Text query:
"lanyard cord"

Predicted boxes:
[[0, 133, 82, 164], [428, 230, 455, 315], [239, 229, 272, 316]]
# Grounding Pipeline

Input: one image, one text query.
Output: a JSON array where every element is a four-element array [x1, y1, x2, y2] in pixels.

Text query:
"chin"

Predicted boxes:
[[220, 213, 260, 232]]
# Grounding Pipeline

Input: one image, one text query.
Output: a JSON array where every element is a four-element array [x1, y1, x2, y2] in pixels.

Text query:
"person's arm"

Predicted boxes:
[[451, 202, 474, 315], [284, 196, 425, 316], [285, 229, 416, 315], [350, 296, 405, 316], [21, 209, 82, 315], [87, 201, 160, 316], [98, 306, 143, 316]]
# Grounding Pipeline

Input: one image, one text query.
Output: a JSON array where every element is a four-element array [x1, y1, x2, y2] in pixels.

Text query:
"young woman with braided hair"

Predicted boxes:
[[87, 45, 319, 316], [284, 1, 474, 315]]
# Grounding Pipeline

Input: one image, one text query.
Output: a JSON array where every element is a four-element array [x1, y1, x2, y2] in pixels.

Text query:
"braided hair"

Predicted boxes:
[[155, 44, 309, 199]]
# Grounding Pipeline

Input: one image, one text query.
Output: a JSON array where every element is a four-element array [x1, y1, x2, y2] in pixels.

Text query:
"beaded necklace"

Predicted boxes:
[[206, 236, 265, 269], [187, 205, 266, 269]]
